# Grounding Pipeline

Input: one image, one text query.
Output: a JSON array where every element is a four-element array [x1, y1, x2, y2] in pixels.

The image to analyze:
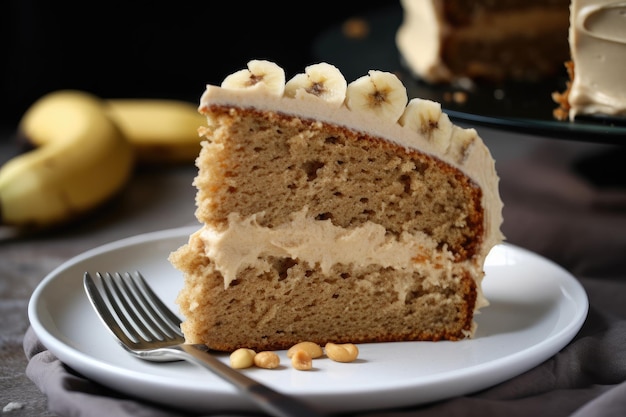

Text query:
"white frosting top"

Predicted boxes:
[[568, 0, 626, 119]]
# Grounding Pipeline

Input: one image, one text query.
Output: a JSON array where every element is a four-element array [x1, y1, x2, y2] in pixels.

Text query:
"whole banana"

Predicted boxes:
[[0, 90, 135, 228], [23, 97, 206, 165], [105, 99, 206, 165]]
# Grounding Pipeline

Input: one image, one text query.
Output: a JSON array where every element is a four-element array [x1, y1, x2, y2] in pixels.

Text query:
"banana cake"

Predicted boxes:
[[168, 60, 504, 352], [396, 0, 570, 84]]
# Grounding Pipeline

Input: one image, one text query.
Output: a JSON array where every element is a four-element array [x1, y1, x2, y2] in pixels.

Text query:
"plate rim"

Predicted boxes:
[[28, 226, 589, 414]]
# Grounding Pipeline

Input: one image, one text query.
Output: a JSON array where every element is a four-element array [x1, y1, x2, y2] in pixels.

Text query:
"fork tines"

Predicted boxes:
[[84, 272, 184, 347]]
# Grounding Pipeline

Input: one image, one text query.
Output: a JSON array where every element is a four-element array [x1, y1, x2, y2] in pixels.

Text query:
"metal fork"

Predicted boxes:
[[83, 271, 327, 417]]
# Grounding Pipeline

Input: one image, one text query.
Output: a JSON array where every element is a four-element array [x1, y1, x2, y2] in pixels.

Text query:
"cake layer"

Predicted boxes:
[[171, 230, 482, 351], [196, 86, 503, 259], [195, 105, 485, 261]]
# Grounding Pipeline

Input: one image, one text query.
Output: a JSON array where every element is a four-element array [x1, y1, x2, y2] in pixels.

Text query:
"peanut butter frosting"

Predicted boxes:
[[197, 206, 489, 312]]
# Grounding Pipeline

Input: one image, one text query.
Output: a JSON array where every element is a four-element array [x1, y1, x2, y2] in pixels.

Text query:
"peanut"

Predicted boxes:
[[229, 348, 256, 369], [324, 343, 359, 363], [290, 349, 313, 371], [287, 341, 323, 359], [254, 351, 280, 369]]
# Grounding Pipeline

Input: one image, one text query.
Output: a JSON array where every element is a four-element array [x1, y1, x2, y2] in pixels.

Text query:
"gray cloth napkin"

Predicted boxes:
[[24, 143, 626, 417]]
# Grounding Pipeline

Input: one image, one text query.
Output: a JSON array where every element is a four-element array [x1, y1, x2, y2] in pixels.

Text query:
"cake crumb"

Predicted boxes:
[[3, 402, 24, 412]]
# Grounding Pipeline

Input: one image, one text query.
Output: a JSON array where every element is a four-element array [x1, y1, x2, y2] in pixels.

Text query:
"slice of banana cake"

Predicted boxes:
[[168, 60, 504, 352]]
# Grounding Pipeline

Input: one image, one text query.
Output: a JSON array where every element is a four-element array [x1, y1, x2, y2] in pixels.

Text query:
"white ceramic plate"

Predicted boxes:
[[28, 226, 589, 414]]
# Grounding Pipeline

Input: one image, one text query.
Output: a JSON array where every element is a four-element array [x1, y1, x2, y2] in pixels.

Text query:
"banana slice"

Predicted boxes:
[[285, 62, 347, 107], [448, 126, 477, 164], [345, 70, 408, 122], [221, 60, 285, 96], [399, 98, 453, 152]]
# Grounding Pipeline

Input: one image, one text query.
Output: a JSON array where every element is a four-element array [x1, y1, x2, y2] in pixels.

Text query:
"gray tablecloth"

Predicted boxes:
[[6, 134, 626, 417]]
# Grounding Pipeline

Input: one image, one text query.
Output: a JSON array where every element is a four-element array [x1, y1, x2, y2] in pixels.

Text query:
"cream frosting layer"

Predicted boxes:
[[395, 0, 568, 83], [568, 0, 626, 119], [197, 207, 489, 309]]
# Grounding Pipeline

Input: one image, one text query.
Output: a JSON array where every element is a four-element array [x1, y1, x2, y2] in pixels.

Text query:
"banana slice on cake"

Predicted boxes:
[[285, 62, 347, 107], [399, 98, 453, 152], [345, 70, 408, 122], [221, 60, 285, 96]]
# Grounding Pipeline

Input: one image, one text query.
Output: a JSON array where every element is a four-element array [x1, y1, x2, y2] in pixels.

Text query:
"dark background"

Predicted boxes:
[[0, 1, 387, 128]]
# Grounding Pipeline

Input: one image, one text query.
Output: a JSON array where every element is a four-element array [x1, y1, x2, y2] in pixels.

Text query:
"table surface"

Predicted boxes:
[[2, 123, 624, 416]]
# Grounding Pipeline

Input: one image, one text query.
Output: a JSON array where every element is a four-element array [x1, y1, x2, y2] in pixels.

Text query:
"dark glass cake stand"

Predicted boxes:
[[312, 4, 626, 144], [312, 4, 626, 187]]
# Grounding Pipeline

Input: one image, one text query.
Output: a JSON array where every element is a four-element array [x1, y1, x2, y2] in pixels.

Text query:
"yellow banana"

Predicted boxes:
[[23, 96, 205, 165], [105, 99, 206, 164], [0, 90, 135, 228]]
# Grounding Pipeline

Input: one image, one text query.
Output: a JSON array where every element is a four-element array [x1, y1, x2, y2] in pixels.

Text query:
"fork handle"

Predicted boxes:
[[175, 344, 328, 417]]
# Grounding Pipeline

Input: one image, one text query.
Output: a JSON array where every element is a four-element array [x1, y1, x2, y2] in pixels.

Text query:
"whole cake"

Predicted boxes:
[[169, 60, 504, 352], [396, 0, 570, 84], [553, 0, 626, 121]]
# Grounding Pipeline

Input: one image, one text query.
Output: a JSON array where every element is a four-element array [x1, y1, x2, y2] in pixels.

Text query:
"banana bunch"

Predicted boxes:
[[0, 90, 205, 229]]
